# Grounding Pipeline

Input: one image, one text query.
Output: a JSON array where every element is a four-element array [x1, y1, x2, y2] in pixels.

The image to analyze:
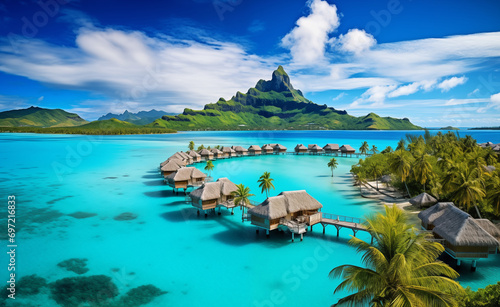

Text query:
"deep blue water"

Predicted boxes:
[[1, 130, 499, 306]]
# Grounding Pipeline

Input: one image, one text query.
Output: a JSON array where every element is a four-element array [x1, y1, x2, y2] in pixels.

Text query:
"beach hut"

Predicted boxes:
[[475, 219, 500, 253], [221, 146, 236, 158], [248, 145, 262, 156], [187, 150, 202, 163], [323, 144, 339, 153], [274, 144, 287, 154], [210, 148, 224, 159], [418, 203, 500, 270], [189, 178, 238, 215], [409, 192, 438, 208], [248, 190, 323, 240], [340, 145, 355, 156], [308, 144, 323, 155], [165, 167, 207, 193], [198, 149, 214, 161], [232, 146, 248, 156], [294, 144, 308, 154], [160, 158, 184, 176], [261, 144, 274, 154]]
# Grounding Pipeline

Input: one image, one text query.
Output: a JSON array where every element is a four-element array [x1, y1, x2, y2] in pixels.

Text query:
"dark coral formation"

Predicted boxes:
[[50, 275, 118, 307], [57, 258, 89, 275], [117, 284, 167, 307], [17, 274, 47, 295], [67, 211, 97, 219], [113, 212, 138, 221]]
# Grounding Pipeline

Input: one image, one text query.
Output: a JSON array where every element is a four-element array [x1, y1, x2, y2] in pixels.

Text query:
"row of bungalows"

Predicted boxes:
[[293, 143, 355, 156], [189, 178, 238, 216], [248, 190, 323, 241], [418, 202, 500, 270], [164, 167, 207, 193]]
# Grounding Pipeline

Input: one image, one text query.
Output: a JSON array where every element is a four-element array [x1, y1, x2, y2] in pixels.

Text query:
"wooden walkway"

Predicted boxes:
[[319, 213, 371, 241]]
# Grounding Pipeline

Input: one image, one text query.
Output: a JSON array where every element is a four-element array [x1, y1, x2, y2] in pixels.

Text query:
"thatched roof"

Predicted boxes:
[[210, 148, 223, 154], [262, 144, 274, 150], [166, 167, 206, 181], [295, 144, 307, 150], [249, 190, 323, 219], [475, 219, 500, 241], [309, 144, 323, 151], [216, 177, 238, 196], [188, 150, 201, 158], [419, 203, 499, 247], [198, 149, 213, 156], [221, 146, 235, 153], [323, 144, 339, 151], [160, 159, 184, 172], [274, 144, 287, 150], [248, 145, 261, 151], [381, 175, 392, 183], [232, 145, 248, 152], [410, 192, 438, 208], [340, 145, 355, 152]]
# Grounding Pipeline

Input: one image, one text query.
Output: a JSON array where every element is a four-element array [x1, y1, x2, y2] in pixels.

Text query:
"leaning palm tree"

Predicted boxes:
[[371, 145, 378, 155], [389, 149, 414, 197], [412, 152, 433, 192], [487, 176, 500, 216], [354, 172, 367, 196], [258, 171, 275, 198], [204, 160, 214, 178], [188, 141, 195, 151], [328, 158, 339, 177], [330, 205, 463, 307], [367, 162, 383, 191], [231, 184, 255, 220], [450, 164, 485, 218], [359, 141, 369, 156]]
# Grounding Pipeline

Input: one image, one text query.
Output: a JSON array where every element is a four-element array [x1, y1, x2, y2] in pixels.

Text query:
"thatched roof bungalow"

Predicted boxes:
[[160, 158, 184, 176], [294, 144, 307, 154], [340, 145, 355, 156], [165, 167, 206, 190], [232, 145, 248, 156], [210, 148, 224, 159], [274, 144, 287, 154], [198, 149, 214, 161], [248, 190, 323, 232], [409, 192, 438, 208], [187, 150, 202, 162], [221, 146, 236, 158], [323, 144, 339, 153], [418, 203, 499, 259], [261, 144, 274, 154], [308, 144, 323, 154], [189, 178, 238, 211], [248, 145, 262, 156]]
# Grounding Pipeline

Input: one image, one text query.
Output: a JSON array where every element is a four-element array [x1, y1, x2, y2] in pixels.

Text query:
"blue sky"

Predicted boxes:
[[0, 0, 499, 127]]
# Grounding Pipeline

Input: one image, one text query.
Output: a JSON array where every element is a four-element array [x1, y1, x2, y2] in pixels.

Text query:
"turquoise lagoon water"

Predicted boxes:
[[1, 130, 500, 306]]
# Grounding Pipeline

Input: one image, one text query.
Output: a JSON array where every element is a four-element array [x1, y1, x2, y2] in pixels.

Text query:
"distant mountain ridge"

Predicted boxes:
[[98, 109, 177, 125], [0, 106, 88, 127], [149, 66, 421, 131]]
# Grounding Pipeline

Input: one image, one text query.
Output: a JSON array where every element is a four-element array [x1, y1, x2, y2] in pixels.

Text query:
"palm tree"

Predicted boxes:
[[258, 171, 275, 198], [330, 205, 463, 307], [354, 172, 367, 196], [389, 149, 413, 197], [204, 160, 214, 178], [487, 176, 500, 216], [412, 152, 433, 192], [450, 165, 485, 218], [396, 138, 406, 151], [231, 184, 255, 220], [188, 141, 195, 151], [367, 162, 383, 191], [359, 141, 369, 155], [197, 144, 205, 151], [327, 158, 339, 177], [371, 145, 378, 155]]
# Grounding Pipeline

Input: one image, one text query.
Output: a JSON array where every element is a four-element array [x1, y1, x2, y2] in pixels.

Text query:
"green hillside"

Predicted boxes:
[[148, 66, 421, 131], [0, 106, 88, 127]]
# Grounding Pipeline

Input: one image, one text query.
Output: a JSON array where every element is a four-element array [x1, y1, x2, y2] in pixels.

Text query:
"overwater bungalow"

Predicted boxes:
[[248, 145, 262, 156], [248, 190, 323, 241], [165, 167, 207, 193], [294, 144, 308, 154], [308, 144, 323, 154], [198, 149, 214, 161], [274, 144, 287, 154], [418, 202, 499, 270], [210, 148, 224, 159], [340, 144, 355, 156], [187, 150, 202, 163], [323, 143, 339, 153], [261, 144, 274, 154], [232, 145, 248, 156], [189, 177, 238, 216], [160, 158, 184, 176], [221, 146, 236, 158]]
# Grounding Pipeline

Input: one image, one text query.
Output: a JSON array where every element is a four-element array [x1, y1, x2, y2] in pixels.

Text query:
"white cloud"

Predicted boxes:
[[468, 88, 480, 97], [38, 96, 44, 102], [337, 29, 376, 54], [387, 80, 437, 98], [437, 76, 467, 92], [349, 85, 397, 109], [281, 0, 339, 65], [331, 92, 346, 101]]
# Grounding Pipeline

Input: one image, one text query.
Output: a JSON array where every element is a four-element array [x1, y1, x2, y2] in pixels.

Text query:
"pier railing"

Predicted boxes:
[[321, 213, 364, 224]]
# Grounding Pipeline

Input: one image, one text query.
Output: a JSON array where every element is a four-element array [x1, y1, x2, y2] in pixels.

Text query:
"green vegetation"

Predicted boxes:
[[359, 141, 370, 155], [441, 126, 460, 130], [0, 106, 88, 127], [330, 205, 464, 306], [148, 67, 421, 131], [204, 160, 214, 177], [327, 157, 338, 177], [459, 282, 500, 307], [188, 141, 195, 151], [0, 118, 176, 135], [351, 131, 500, 217], [258, 171, 275, 198], [231, 184, 255, 221]]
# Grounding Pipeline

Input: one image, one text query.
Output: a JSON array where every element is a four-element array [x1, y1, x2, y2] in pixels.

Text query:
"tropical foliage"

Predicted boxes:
[[258, 171, 275, 198], [231, 184, 255, 220], [350, 131, 500, 217], [458, 282, 500, 307], [204, 160, 214, 177], [330, 205, 464, 307], [328, 158, 339, 177]]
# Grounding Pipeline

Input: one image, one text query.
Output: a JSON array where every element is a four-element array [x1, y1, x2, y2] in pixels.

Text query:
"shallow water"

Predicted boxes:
[[1, 130, 499, 306]]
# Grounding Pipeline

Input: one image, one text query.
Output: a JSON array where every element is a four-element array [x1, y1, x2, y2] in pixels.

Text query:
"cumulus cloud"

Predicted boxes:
[[281, 0, 339, 65], [437, 76, 468, 92], [337, 29, 376, 54], [349, 85, 397, 109], [387, 80, 437, 98]]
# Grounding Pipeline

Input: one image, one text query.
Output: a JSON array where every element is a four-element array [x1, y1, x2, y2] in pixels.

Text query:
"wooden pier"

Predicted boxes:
[[319, 212, 371, 241]]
